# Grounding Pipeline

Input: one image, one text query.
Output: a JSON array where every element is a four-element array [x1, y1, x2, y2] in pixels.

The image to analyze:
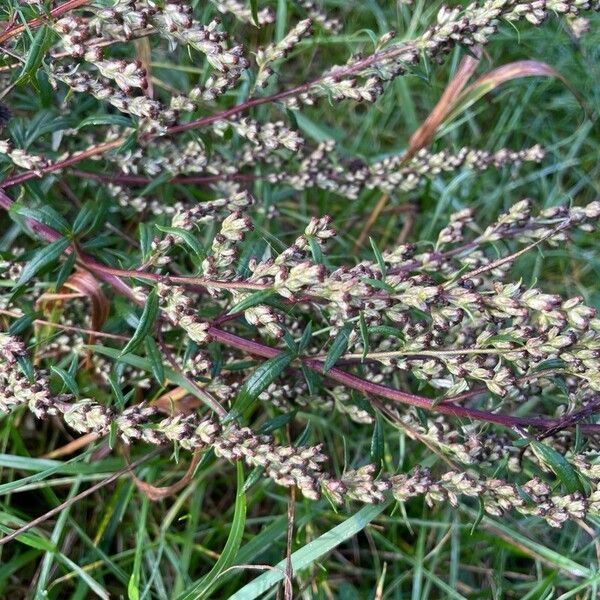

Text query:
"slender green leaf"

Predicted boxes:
[[358, 312, 369, 361], [323, 322, 353, 373], [50, 366, 79, 396], [177, 463, 246, 599], [8, 312, 36, 336], [76, 115, 133, 130], [308, 236, 323, 264], [120, 289, 159, 356], [144, 335, 165, 385], [531, 441, 583, 493], [297, 322, 313, 353], [155, 225, 205, 259], [55, 553, 110, 599], [88, 345, 220, 413], [128, 496, 148, 600], [0, 524, 55, 552], [362, 277, 396, 293], [228, 288, 275, 315], [250, 0, 259, 26], [17, 238, 70, 286], [229, 501, 390, 599], [72, 201, 107, 236], [54, 251, 76, 290], [462, 507, 591, 578], [13, 204, 70, 235], [370, 412, 384, 468], [228, 351, 294, 422], [369, 237, 387, 277], [17, 26, 52, 85]]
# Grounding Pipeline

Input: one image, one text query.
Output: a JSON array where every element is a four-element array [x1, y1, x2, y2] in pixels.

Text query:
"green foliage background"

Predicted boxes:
[[0, 1, 599, 598]]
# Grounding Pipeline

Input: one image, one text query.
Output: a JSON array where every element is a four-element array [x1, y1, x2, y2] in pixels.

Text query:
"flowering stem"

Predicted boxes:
[[69, 169, 260, 186], [81, 261, 270, 291], [0, 37, 420, 189], [0, 0, 92, 44], [2, 189, 600, 435]]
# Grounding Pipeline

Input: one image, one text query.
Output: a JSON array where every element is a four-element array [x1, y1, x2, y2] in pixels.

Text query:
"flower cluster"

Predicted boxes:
[[3, 333, 600, 528], [255, 19, 313, 87], [285, 0, 599, 108], [0, 140, 50, 176], [2, 0, 600, 546], [147, 195, 600, 412]]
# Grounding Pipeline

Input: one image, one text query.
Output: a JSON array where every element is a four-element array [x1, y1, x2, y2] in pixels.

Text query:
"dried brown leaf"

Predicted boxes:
[[404, 49, 481, 161], [125, 448, 201, 501], [153, 386, 201, 415], [447, 60, 574, 123], [406, 57, 574, 161], [63, 270, 110, 337]]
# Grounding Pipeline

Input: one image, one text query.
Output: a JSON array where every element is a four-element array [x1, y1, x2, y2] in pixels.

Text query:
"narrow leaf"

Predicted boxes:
[[370, 412, 384, 468], [250, 0, 259, 26], [120, 289, 159, 356], [297, 321, 313, 353], [531, 441, 583, 494], [229, 501, 390, 599], [369, 237, 387, 278], [155, 225, 205, 259], [18, 238, 70, 286], [323, 323, 353, 373], [17, 25, 51, 85], [358, 312, 369, 362], [228, 352, 294, 422], [177, 463, 246, 599], [76, 115, 133, 130], [144, 335, 165, 385], [13, 204, 70, 235], [50, 366, 79, 396], [228, 289, 275, 315]]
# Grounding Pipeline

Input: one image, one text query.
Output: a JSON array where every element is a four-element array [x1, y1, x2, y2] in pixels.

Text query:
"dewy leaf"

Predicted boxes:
[[177, 462, 246, 600], [17, 238, 70, 286], [323, 322, 353, 373], [531, 441, 583, 494], [227, 351, 294, 422], [120, 289, 159, 357]]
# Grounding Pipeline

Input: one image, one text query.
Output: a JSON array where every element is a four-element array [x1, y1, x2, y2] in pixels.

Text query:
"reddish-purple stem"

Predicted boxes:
[[2, 188, 599, 435]]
